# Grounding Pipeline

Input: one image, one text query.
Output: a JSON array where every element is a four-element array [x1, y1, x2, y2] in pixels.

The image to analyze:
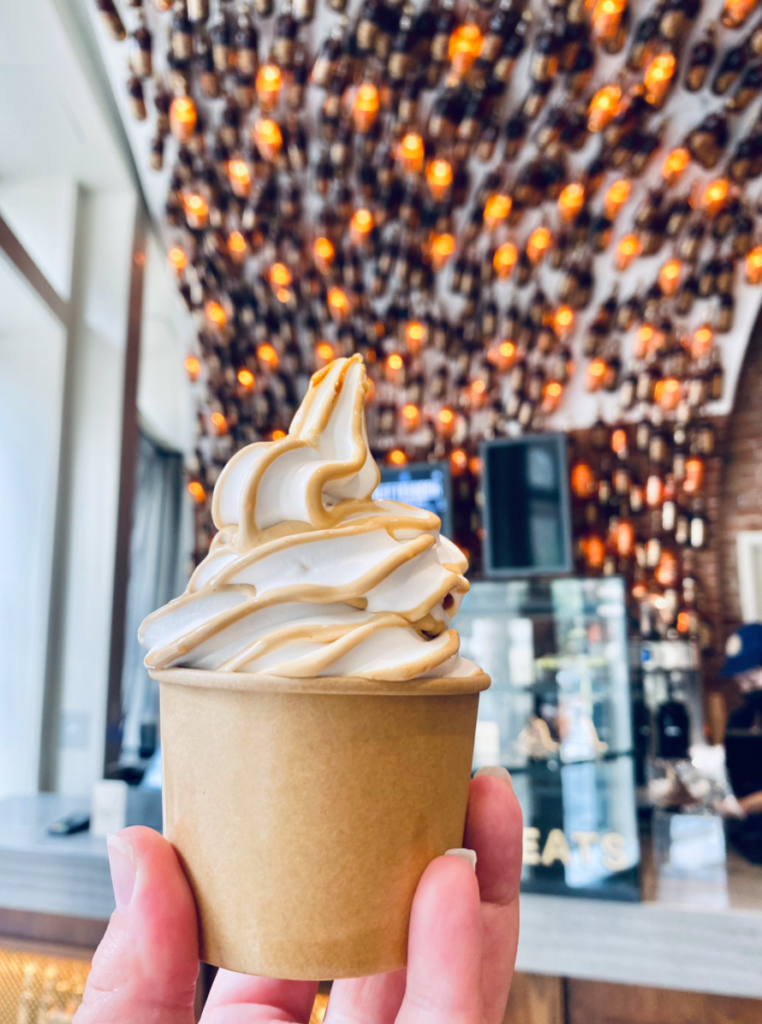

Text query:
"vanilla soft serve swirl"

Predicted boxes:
[[139, 356, 479, 680]]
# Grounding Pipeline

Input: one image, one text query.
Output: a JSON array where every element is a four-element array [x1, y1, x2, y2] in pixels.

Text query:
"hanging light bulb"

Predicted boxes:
[[350, 208, 374, 246], [205, 300, 227, 329], [269, 262, 293, 289], [661, 147, 690, 185], [493, 241, 518, 278], [722, 0, 757, 28], [168, 245, 187, 275], [237, 367, 255, 388], [227, 158, 252, 198], [227, 230, 248, 262], [398, 132, 425, 174], [255, 64, 282, 111], [691, 324, 713, 358], [611, 428, 628, 456], [746, 246, 762, 283], [170, 96, 197, 141], [183, 192, 209, 229], [604, 179, 631, 219], [571, 462, 596, 498], [210, 410, 228, 435], [426, 158, 453, 201], [257, 343, 280, 369], [271, 429, 287, 441], [484, 193, 512, 229], [436, 406, 455, 437], [492, 339, 518, 371], [587, 358, 607, 391], [526, 226, 551, 264], [385, 352, 405, 382], [388, 448, 408, 467], [552, 305, 574, 339], [585, 534, 606, 569], [588, 84, 621, 132], [327, 286, 351, 321], [430, 232, 456, 270], [188, 480, 206, 503], [658, 258, 682, 296], [315, 340, 336, 366], [684, 456, 705, 493], [184, 354, 201, 381], [253, 118, 283, 160], [701, 178, 729, 217], [313, 236, 335, 274], [542, 380, 564, 412], [615, 519, 635, 557], [401, 403, 421, 430], [449, 23, 482, 75], [558, 183, 585, 222], [591, 0, 626, 41], [615, 233, 641, 270], [352, 83, 380, 132], [655, 376, 681, 410], [644, 52, 676, 106], [404, 319, 427, 353], [450, 448, 469, 475]]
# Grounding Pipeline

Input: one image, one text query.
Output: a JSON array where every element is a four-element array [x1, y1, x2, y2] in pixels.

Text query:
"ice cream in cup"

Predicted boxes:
[[139, 355, 489, 980]]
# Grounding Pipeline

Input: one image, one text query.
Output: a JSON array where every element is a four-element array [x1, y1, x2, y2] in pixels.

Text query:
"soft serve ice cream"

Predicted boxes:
[[140, 355, 479, 680]]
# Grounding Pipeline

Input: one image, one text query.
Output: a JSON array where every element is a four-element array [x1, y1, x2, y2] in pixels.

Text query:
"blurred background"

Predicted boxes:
[[2, 0, 762, 1019]]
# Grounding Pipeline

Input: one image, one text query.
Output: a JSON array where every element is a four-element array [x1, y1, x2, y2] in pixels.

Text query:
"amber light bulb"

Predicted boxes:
[[612, 428, 628, 455], [257, 343, 279, 369], [470, 378, 488, 407], [227, 230, 248, 262], [552, 305, 574, 339], [237, 367, 255, 388], [585, 534, 606, 569], [684, 456, 705, 493], [587, 358, 606, 391], [616, 233, 641, 270], [430, 232, 456, 270], [615, 520, 635, 557], [170, 96, 197, 141], [644, 52, 676, 106], [184, 354, 201, 381], [210, 410, 228, 435], [205, 300, 227, 329], [405, 319, 426, 353], [604, 179, 631, 220], [722, 0, 756, 28], [588, 84, 621, 132], [492, 339, 518, 370], [449, 23, 482, 75], [315, 341, 336, 365], [350, 208, 374, 246], [527, 226, 551, 264], [183, 192, 209, 229], [269, 263, 293, 289], [661, 147, 690, 185], [450, 448, 468, 475], [484, 193, 512, 230], [253, 118, 283, 160], [227, 158, 252, 198], [659, 258, 682, 296], [691, 324, 713, 358], [388, 448, 408, 467], [352, 83, 380, 133], [558, 183, 585, 223], [542, 380, 564, 412], [168, 245, 187, 274], [426, 159, 453, 201], [571, 462, 596, 498], [399, 132, 425, 174], [313, 236, 335, 273], [634, 324, 656, 358], [386, 352, 405, 382], [256, 64, 282, 110], [591, 0, 626, 41], [655, 376, 681, 410], [746, 246, 762, 283], [701, 178, 729, 217], [437, 406, 455, 436], [401, 403, 421, 430], [187, 480, 207, 504], [493, 241, 518, 278], [327, 287, 351, 321], [271, 429, 287, 441]]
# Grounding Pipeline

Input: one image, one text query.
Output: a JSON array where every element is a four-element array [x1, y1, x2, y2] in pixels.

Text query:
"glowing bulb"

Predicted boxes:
[[635, 324, 655, 358], [449, 23, 483, 74], [587, 358, 607, 391], [227, 158, 252, 198], [701, 178, 729, 217], [237, 367, 255, 388], [437, 406, 455, 435], [405, 320, 426, 354], [352, 83, 380, 132], [661, 147, 690, 185], [315, 341, 336, 365], [187, 480, 206, 503], [558, 182, 585, 222], [183, 192, 209, 229], [327, 287, 350, 321], [484, 193, 512, 229], [692, 325, 713, 358], [205, 301, 227, 329], [350, 207, 374, 246], [398, 132, 425, 174], [253, 118, 283, 160], [543, 380, 564, 412], [426, 158, 453, 201], [269, 262, 292, 288], [227, 230, 247, 261], [386, 353, 405, 378], [592, 0, 626, 41], [210, 410, 228, 434], [184, 354, 201, 381], [493, 241, 518, 279], [684, 456, 705, 493], [746, 246, 762, 284], [612, 428, 628, 455], [527, 226, 551, 264], [388, 448, 408, 467], [430, 232, 455, 270], [170, 96, 197, 142], [644, 52, 676, 106], [401, 403, 421, 429], [271, 429, 287, 441], [552, 305, 574, 339], [588, 84, 621, 132], [571, 462, 595, 498], [493, 339, 517, 370], [313, 236, 335, 273], [604, 179, 631, 220], [257, 343, 279, 368], [658, 258, 682, 296], [615, 233, 641, 270], [255, 63, 282, 110], [450, 448, 468, 474]]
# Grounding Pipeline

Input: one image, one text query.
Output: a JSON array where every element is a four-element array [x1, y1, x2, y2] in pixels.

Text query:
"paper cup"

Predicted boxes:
[[151, 668, 490, 980]]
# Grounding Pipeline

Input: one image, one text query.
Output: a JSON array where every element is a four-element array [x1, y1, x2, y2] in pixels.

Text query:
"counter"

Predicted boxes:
[[1, 795, 761, 1002]]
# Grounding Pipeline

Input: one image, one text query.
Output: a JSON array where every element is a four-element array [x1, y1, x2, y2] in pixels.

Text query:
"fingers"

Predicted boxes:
[[75, 827, 199, 1024], [395, 853, 482, 1024], [324, 970, 406, 1024], [201, 972, 318, 1024], [467, 768, 523, 1024]]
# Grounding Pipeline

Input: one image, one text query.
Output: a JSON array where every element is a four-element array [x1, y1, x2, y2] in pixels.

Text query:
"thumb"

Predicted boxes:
[[75, 826, 199, 1024]]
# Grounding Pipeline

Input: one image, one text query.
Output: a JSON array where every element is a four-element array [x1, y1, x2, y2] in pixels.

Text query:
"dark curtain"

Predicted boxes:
[[120, 429, 184, 760]]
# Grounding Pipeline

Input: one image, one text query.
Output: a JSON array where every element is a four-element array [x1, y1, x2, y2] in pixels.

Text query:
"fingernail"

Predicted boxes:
[[107, 833, 137, 911], [475, 765, 513, 788], [445, 848, 477, 870]]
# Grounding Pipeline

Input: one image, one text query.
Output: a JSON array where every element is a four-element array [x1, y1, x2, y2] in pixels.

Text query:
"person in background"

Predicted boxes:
[[721, 623, 762, 862]]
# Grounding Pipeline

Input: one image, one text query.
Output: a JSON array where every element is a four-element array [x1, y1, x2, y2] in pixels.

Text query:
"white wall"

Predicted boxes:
[[0, 324, 65, 799]]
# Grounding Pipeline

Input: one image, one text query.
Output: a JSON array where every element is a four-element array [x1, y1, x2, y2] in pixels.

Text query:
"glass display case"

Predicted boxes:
[[459, 576, 641, 900]]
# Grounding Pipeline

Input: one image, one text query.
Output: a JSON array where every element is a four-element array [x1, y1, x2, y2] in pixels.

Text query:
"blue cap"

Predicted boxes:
[[720, 623, 762, 677]]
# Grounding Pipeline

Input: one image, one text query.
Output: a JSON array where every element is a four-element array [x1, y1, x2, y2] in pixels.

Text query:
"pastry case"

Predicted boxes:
[[459, 576, 641, 901]]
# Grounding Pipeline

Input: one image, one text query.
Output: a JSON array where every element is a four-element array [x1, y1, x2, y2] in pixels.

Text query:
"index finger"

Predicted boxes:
[[201, 972, 318, 1024]]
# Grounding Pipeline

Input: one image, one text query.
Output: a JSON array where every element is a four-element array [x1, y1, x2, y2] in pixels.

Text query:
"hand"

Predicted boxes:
[[74, 766, 521, 1024]]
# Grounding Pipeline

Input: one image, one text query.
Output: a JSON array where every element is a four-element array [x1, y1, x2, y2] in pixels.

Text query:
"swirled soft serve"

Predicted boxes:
[[139, 355, 479, 680]]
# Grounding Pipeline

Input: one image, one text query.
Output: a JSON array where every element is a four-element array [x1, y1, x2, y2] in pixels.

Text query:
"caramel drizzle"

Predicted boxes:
[[143, 357, 471, 678]]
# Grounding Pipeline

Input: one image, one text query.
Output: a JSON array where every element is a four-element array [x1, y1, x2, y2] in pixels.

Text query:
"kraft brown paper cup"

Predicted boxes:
[[150, 667, 490, 980]]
